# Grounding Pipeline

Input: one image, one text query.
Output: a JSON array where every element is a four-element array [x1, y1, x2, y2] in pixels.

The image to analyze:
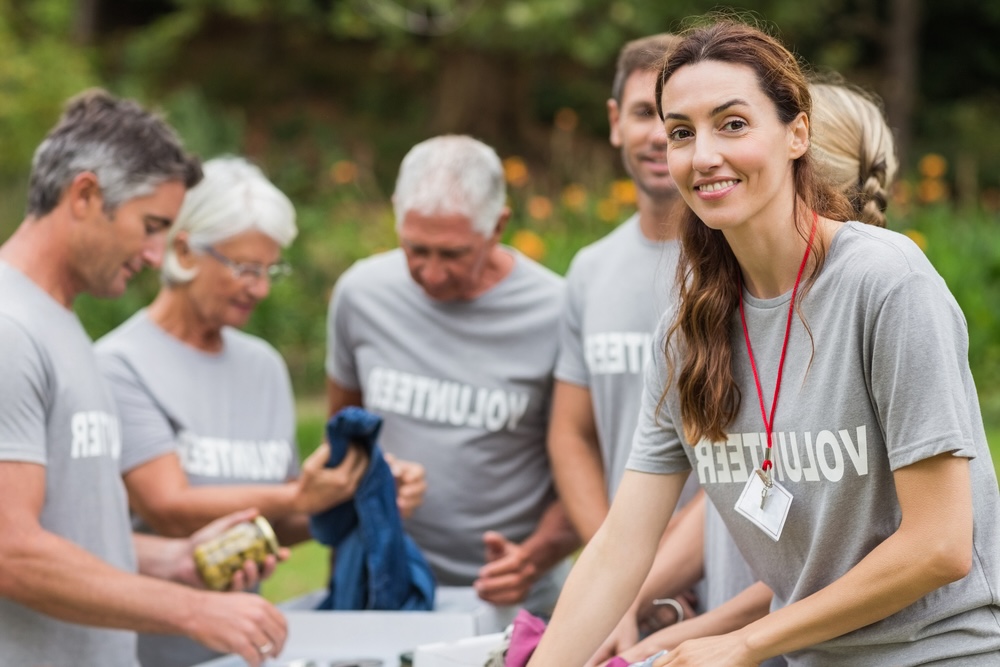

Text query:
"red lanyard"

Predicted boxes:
[[738, 212, 817, 474]]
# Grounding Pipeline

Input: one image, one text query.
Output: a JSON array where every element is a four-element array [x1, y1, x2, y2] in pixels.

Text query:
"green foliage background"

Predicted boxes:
[[1, 0, 998, 432]]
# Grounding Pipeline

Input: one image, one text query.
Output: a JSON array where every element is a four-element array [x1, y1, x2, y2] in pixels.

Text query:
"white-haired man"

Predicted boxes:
[[325, 135, 578, 624]]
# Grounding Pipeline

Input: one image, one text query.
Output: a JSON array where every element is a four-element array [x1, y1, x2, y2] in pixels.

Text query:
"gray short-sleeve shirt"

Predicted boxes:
[[0, 263, 138, 667], [95, 310, 299, 667], [555, 215, 681, 497], [628, 223, 1000, 665], [326, 248, 564, 592]]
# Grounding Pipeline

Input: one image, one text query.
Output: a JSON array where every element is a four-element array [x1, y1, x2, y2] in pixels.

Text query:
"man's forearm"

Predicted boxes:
[[634, 491, 706, 617], [630, 582, 774, 656], [547, 381, 609, 542], [550, 432, 610, 542], [2, 526, 203, 637]]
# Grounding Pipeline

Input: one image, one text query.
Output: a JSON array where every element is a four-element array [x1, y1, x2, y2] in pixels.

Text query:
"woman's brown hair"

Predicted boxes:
[[655, 20, 854, 444]]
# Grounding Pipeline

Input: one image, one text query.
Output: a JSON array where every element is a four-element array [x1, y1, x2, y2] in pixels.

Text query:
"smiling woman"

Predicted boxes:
[[528, 19, 1000, 667]]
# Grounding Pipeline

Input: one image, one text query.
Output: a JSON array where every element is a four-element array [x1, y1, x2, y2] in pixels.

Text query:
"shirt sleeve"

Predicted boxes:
[[870, 271, 978, 470], [96, 350, 178, 474], [553, 257, 590, 388], [0, 317, 48, 465], [325, 273, 361, 390], [626, 313, 692, 475]]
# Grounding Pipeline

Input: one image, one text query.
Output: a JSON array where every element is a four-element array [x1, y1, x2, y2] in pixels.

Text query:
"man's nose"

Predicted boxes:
[[650, 119, 669, 147], [141, 233, 168, 269], [420, 256, 448, 285]]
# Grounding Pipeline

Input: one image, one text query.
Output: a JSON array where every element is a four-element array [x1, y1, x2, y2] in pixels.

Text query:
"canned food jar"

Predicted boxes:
[[193, 516, 281, 591]]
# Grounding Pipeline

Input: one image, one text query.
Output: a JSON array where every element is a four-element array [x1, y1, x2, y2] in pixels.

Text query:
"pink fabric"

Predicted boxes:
[[504, 609, 549, 667], [500, 610, 636, 667]]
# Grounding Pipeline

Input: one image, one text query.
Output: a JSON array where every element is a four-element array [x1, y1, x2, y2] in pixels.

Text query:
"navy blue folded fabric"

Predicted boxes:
[[310, 406, 435, 610]]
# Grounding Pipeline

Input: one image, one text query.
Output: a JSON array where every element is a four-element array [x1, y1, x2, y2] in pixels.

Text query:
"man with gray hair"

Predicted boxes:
[[326, 135, 578, 624], [0, 89, 287, 667]]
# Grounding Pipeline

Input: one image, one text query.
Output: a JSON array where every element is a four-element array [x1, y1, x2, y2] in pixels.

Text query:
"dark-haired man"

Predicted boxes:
[[547, 34, 704, 652], [0, 89, 286, 667]]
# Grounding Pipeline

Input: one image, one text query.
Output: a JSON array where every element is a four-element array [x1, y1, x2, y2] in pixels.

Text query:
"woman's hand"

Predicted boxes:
[[585, 611, 640, 666], [655, 633, 758, 667], [168, 508, 290, 590], [294, 442, 368, 513]]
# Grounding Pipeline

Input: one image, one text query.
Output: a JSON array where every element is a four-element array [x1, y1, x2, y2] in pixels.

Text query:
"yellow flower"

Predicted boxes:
[[330, 160, 358, 185], [611, 179, 637, 205], [903, 229, 928, 251], [527, 195, 553, 220], [918, 154, 947, 179], [917, 178, 948, 204], [503, 157, 529, 187], [597, 198, 619, 223], [554, 107, 579, 133], [511, 229, 546, 261], [561, 184, 588, 211]]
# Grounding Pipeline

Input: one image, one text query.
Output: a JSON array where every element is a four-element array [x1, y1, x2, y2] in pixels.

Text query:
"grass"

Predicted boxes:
[[261, 540, 329, 603]]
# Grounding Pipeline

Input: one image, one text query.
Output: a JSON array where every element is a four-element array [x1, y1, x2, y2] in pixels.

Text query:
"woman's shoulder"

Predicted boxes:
[[94, 309, 156, 360], [221, 327, 287, 368], [829, 222, 941, 283], [825, 221, 957, 311]]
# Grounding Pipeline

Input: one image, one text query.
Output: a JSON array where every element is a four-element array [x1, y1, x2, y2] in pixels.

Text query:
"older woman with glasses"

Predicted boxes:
[[96, 156, 426, 667]]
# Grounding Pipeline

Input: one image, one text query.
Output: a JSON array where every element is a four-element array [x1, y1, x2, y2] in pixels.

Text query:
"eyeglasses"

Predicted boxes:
[[200, 246, 292, 283]]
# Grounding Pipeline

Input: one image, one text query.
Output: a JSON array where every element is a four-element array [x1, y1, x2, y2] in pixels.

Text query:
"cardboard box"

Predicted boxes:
[[193, 610, 479, 667], [412, 632, 506, 667]]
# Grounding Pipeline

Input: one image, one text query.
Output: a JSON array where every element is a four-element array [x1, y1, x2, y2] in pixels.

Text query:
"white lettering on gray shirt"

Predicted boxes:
[[691, 426, 869, 485], [584, 331, 652, 375], [367, 366, 530, 432], [69, 410, 122, 460]]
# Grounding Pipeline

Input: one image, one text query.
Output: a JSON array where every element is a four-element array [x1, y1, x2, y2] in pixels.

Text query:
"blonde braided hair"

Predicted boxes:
[[809, 81, 898, 227]]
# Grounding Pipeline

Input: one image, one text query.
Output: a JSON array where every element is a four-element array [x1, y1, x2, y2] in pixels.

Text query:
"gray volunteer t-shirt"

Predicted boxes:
[[628, 223, 1000, 665], [0, 263, 138, 667], [326, 247, 564, 591], [96, 309, 299, 667], [555, 215, 681, 497]]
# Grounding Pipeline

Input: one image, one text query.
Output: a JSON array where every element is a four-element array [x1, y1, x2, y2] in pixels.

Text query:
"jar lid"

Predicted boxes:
[[253, 515, 281, 554]]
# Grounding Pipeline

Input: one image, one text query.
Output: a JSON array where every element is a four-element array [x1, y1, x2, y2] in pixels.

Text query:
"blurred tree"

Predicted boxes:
[[7, 0, 1000, 187], [3, 0, 999, 416], [0, 0, 97, 229], [885, 0, 920, 167], [82, 0, 976, 171]]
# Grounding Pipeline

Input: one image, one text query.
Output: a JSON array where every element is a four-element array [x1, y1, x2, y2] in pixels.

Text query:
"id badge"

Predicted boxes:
[[735, 472, 793, 541]]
